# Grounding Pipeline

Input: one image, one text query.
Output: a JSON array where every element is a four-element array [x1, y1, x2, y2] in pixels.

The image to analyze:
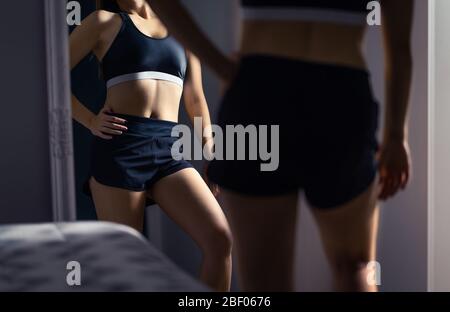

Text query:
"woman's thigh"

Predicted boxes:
[[148, 168, 231, 249], [311, 178, 380, 274], [89, 177, 147, 232], [220, 190, 299, 291]]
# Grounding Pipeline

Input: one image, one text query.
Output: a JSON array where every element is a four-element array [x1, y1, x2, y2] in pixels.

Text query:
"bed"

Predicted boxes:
[[0, 221, 209, 292]]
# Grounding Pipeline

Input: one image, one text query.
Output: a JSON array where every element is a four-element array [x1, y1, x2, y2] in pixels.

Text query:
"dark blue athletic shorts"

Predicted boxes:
[[207, 55, 379, 209], [83, 113, 192, 204]]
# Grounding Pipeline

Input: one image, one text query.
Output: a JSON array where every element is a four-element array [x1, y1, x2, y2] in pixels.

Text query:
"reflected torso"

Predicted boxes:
[[94, 13, 183, 121], [240, 20, 367, 69]]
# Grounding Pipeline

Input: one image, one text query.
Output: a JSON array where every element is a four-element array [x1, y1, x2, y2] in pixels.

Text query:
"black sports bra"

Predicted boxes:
[[101, 12, 187, 89], [241, 0, 372, 25]]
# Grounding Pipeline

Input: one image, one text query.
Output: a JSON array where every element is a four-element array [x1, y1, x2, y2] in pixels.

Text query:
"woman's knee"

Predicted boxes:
[[329, 254, 372, 278], [201, 223, 233, 259]]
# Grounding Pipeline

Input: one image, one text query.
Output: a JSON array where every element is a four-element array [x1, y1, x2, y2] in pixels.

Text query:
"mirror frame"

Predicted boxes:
[[44, 0, 76, 222]]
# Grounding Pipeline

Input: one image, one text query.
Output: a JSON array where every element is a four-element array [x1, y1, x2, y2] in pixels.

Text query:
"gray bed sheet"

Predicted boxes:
[[0, 221, 209, 292]]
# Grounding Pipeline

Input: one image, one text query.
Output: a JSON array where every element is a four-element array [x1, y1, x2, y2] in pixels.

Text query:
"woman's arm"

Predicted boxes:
[[183, 52, 213, 156], [381, 0, 413, 143], [70, 10, 127, 139], [149, 0, 236, 81], [183, 52, 218, 194], [378, 0, 414, 200], [70, 11, 104, 129]]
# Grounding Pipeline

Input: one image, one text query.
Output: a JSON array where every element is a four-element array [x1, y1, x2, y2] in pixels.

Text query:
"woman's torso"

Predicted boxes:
[[94, 12, 186, 121], [93, 2, 370, 120], [240, 0, 369, 69]]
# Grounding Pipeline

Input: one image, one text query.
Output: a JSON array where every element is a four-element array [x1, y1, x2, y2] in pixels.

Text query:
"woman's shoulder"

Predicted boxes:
[[82, 10, 122, 30], [91, 10, 121, 23]]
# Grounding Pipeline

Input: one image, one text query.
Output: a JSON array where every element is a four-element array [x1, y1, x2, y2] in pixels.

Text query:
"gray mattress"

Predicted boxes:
[[0, 221, 208, 292]]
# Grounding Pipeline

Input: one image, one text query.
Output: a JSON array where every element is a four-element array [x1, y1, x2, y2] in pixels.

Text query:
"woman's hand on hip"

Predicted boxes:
[[377, 139, 411, 200], [89, 106, 128, 140]]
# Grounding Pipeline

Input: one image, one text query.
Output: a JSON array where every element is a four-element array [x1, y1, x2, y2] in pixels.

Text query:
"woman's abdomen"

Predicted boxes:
[[104, 79, 183, 122], [240, 20, 367, 70]]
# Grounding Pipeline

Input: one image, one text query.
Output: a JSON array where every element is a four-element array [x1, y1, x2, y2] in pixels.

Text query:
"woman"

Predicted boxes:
[[70, 0, 232, 291], [150, 0, 413, 292]]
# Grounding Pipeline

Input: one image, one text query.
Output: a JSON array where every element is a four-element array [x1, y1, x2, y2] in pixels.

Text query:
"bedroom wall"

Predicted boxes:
[[0, 1, 53, 224]]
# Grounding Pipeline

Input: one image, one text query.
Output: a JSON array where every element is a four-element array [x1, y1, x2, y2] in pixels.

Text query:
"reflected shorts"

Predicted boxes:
[[83, 113, 192, 202]]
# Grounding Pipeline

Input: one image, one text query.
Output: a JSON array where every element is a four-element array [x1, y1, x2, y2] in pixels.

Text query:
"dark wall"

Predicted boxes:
[[0, 1, 52, 224]]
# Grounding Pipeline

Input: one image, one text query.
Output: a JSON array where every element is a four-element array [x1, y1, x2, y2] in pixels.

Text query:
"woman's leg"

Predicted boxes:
[[311, 178, 380, 292], [148, 168, 233, 291], [220, 190, 299, 292], [89, 177, 147, 232]]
